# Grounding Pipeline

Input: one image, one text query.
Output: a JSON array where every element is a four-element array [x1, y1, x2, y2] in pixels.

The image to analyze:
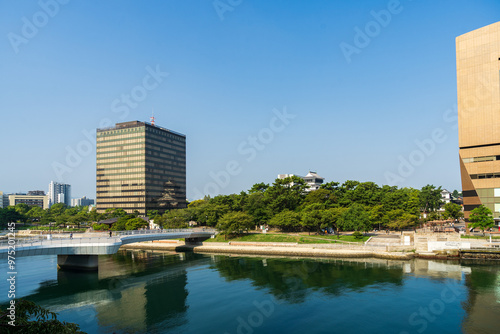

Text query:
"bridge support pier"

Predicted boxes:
[[57, 255, 98, 271], [185, 236, 211, 246]]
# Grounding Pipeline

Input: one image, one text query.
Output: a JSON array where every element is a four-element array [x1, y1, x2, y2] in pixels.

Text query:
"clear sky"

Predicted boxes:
[[1, 0, 499, 201]]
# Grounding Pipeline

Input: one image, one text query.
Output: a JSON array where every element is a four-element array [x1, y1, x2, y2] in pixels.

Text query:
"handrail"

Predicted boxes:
[[0, 228, 216, 249]]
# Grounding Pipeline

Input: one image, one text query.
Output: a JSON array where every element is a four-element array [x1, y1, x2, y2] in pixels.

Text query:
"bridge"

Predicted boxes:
[[0, 229, 216, 271]]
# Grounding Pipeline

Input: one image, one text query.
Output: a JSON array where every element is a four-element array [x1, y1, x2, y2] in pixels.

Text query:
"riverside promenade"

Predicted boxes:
[[121, 231, 500, 260], [122, 240, 416, 260]]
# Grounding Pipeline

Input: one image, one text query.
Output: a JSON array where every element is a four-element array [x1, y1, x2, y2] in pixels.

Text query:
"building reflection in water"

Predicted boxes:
[[12, 251, 500, 333]]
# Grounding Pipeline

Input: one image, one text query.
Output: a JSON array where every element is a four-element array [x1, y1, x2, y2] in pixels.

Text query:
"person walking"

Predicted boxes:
[[109, 230, 112, 238], [70, 232, 73, 240]]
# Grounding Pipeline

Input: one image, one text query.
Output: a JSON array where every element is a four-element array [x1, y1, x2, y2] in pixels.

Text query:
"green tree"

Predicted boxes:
[[14, 203, 31, 216], [419, 185, 442, 213], [125, 217, 149, 230], [26, 206, 45, 223], [266, 176, 307, 213], [92, 223, 109, 231], [452, 190, 461, 199], [302, 188, 336, 207], [370, 205, 386, 230], [340, 203, 372, 233], [244, 192, 270, 226], [0, 207, 24, 227], [249, 182, 269, 193], [88, 207, 102, 222], [443, 202, 464, 220], [268, 210, 301, 232], [199, 203, 230, 226], [343, 182, 381, 207], [216, 211, 254, 237], [301, 204, 326, 234], [468, 205, 495, 235], [322, 207, 348, 236], [104, 208, 128, 218], [147, 210, 160, 219], [386, 210, 418, 231], [49, 203, 67, 216], [0, 299, 84, 333], [156, 210, 189, 229], [111, 216, 129, 231]]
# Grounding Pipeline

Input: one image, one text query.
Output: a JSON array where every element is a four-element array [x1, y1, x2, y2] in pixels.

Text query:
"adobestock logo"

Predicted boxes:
[[51, 64, 168, 182], [7, 0, 71, 54], [213, 0, 243, 21], [192, 107, 295, 199], [340, 0, 412, 64]]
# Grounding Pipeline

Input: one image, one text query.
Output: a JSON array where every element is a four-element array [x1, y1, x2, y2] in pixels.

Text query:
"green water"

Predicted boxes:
[[2, 250, 500, 333]]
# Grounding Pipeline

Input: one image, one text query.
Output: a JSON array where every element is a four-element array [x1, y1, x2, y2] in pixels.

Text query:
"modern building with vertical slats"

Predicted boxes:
[[457, 21, 500, 220], [96, 121, 186, 215]]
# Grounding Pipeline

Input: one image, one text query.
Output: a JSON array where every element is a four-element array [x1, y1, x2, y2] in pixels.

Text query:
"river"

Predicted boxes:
[[2, 250, 500, 333]]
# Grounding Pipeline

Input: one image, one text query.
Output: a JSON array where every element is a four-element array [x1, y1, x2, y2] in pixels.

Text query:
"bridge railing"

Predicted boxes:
[[0, 228, 217, 248], [0, 235, 122, 248]]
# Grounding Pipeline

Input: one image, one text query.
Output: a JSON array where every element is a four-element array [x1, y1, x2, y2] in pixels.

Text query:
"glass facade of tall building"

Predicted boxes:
[[457, 21, 500, 220], [96, 121, 186, 215]]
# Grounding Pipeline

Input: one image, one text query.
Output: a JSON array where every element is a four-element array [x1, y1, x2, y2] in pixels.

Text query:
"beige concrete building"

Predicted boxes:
[[457, 22, 500, 220], [8, 194, 49, 209]]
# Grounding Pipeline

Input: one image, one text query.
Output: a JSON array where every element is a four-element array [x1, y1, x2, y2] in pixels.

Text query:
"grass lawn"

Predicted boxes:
[[304, 234, 370, 243], [205, 233, 368, 244]]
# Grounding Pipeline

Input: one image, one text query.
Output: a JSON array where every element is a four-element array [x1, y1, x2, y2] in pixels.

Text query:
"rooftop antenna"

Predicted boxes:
[[150, 108, 155, 126]]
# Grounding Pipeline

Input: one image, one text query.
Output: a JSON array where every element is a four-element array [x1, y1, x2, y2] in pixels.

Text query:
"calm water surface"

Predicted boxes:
[[1, 250, 500, 334]]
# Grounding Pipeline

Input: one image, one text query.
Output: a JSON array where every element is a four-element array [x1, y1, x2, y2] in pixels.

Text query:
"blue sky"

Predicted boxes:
[[1, 0, 499, 201]]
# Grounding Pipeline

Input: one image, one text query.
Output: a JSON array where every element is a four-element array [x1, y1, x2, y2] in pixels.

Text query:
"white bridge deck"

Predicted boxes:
[[0, 229, 216, 259]]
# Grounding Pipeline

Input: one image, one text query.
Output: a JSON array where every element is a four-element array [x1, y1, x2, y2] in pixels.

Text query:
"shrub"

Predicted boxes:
[[352, 231, 363, 239], [92, 223, 109, 231]]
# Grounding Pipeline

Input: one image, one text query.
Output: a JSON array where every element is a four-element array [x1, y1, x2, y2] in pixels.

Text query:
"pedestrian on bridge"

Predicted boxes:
[[70, 232, 73, 240], [109, 231, 112, 238]]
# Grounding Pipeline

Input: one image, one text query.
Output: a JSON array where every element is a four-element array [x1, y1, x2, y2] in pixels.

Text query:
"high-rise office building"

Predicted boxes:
[[48, 181, 71, 207], [96, 121, 186, 215], [457, 21, 500, 220]]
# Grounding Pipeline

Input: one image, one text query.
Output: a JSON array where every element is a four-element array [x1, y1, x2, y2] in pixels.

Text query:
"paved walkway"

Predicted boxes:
[[122, 241, 415, 260]]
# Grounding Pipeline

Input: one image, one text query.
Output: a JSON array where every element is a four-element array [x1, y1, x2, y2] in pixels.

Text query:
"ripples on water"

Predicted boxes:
[[2, 250, 500, 333]]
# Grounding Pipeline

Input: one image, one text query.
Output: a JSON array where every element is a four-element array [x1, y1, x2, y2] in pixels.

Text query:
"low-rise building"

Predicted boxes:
[[9, 194, 49, 209], [72, 196, 95, 207], [441, 189, 452, 205], [277, 171, 325, 192]]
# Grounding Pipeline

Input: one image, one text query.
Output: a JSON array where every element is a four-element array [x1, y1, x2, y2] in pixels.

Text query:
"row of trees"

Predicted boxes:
[[1, 178, 468, 235], [150, 177, 463, 235], [0, 203, 147, 230]]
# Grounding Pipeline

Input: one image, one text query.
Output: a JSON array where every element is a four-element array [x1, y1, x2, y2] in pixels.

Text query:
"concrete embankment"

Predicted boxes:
[[121, 241, 415, 260]]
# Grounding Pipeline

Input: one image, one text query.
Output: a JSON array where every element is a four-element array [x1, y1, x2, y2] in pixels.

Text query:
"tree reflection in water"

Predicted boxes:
[[211, 256, 405, 304]]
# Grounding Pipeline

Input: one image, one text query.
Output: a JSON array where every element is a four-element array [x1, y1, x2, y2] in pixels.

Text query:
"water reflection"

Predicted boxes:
[[462, 263, 500, 333], [211, 257, 406, 303], [2, 251, 500, 333], [20, 251, 202, 333]]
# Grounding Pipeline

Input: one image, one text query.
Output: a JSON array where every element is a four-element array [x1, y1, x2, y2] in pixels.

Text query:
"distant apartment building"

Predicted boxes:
[[0, 191, 9, 208], [278, 171, 325, 191], [71, 196, 95, 207], [48, 181, 71, 207], [96, 121, 186, 215], [457, 22, 500, 219], [9, 193, 49, 209]]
